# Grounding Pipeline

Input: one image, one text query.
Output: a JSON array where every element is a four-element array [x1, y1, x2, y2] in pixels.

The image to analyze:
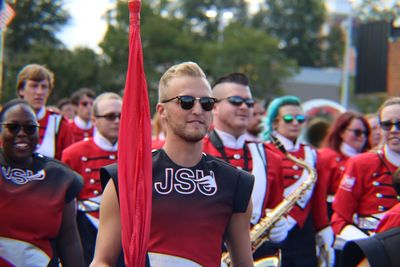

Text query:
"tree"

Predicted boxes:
[[255, 0, 327, 67], [5, 0, 70, 52], [200, 22, 296, 98], [100, 1, 198, 110], [99, 0, 296, 110], [1, 0, 104, 103], [355, 0, 400, 23]]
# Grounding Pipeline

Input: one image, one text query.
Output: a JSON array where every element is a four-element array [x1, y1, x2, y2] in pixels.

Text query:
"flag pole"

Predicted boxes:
[[0, 28, 4, 101]]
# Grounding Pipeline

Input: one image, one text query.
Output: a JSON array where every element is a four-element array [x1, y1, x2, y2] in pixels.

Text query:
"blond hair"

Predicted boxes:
[[378, 97, 400, 120], [92, 92, 122, 116], [158, 62, 207, 102]]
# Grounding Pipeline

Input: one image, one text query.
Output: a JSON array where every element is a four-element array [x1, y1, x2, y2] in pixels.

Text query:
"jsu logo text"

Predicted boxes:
[[154, 168, 217, 196]]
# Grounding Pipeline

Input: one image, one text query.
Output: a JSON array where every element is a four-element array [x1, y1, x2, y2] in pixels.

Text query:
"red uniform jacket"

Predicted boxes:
[[203, 134, 284, 223], [376, 203, 400, 233], [61, 137, 118, 218], [69, 119, 94, 143], [318, 147, 349, 196], [37, 108, 74, 160], [331, 149, 398, 234], [265, 142, 330, 231]]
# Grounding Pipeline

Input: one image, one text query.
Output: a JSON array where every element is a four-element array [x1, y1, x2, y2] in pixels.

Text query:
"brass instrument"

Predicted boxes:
[[221, 135, 317, 267]]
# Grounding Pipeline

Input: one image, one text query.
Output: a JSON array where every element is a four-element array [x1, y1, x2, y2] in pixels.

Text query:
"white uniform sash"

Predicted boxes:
[[36, 114, 62, 158], [283, 146, 316, 209], [248, 143, 267, 224], [0, 237, 50, 267]]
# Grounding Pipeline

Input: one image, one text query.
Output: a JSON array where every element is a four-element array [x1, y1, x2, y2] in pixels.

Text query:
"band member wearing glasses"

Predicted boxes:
[[62, 92, 122, 266], [70, 88, 97, 143], [0, 99, 84, 267], [16, 64, 74, 160], [318, 112, 371, 217], [203, 73, 288, 261], [332, 97, 400, 247], [91, 62, 254, 267], [263, 95, 334, 267]]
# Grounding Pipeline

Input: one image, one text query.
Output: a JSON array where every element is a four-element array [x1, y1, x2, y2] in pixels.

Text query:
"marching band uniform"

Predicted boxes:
[[265, 132, 333, 267], [36, 107, 74, 160], [376, 203, 400, 233], [0, 151, 83, 267], [318, 143, 359, 217], [203, 130, 284, 223], [62, 131, 118, 266], [331, 145, 399, 247], [70, 116, 95, 143], [203, 129, 287, 260], [101, 149, 254, 267]]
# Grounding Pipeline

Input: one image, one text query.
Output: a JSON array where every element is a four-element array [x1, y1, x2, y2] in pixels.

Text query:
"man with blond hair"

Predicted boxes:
[[91, 62, 255, 267], [17, 64, 74, 159], [62, 92, 122, 266]]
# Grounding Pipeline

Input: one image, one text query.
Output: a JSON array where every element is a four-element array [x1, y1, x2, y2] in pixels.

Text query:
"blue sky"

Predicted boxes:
[[58, 0, 357, 53]]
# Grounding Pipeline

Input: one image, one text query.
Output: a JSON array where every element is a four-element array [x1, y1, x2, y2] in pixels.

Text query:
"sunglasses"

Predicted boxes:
[[346, 128, 367, 137], [162, 95, 217, 111], [281, 114, 306, 124], [0, 123, 39, 135], [219, 96, 255, 108], [80, 101, 93, 107], [380, 120, 400, 131], [95, 112, 121, 121]]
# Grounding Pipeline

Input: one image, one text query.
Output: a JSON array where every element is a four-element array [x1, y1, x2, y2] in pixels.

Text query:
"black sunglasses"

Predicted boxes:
[[95, 113, 121, 121], [346, 128, 367, 137], [80, 101, 93, 107], [0, 123, 39, 136], [281, 114, 306, 124], [162, 95, 217, 111], [380, 120, 400, 131], [219, 96, 255, 108]]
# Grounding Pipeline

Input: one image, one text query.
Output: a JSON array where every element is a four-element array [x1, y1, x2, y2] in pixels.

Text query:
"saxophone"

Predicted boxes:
[[221, 135, 317, 267]]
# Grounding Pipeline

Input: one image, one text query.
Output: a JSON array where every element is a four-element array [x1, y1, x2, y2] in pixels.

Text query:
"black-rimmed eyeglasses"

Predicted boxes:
[[95, 113, 121, 121], [218, 96, 255, 108], [162, 95, 217, 111]]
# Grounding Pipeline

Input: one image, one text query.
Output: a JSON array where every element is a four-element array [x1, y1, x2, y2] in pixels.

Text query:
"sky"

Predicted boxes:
[[58, 0, 361, 53], [57, 0, 115, 53]]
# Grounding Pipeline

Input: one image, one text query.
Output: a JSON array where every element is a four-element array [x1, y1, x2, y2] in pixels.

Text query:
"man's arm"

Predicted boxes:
[[225, 201, 254, 267], [90, 179, 122, 267]]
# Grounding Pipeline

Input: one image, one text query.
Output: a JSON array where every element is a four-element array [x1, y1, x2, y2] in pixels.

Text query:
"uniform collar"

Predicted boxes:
[[214, 129, 246, 149], [94, 131, 118, 152], [244, 132, 261, 142], [74, 116, 92, 130], [340, 142, 359, 157], [273, 132, 301, 152], [36, 106, 46, 120], [384, 144, 400, 167]]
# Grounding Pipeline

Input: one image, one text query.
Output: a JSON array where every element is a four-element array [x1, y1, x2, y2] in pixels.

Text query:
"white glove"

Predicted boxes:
[[268, 216, 289, 243], [316, 226, 335, 267]]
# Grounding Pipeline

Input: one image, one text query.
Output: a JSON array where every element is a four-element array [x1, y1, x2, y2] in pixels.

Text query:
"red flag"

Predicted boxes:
[[118, 1, 152, 266]]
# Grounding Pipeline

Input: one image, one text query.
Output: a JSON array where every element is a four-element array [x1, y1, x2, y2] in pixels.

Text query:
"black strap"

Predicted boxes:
[[376, 151, 394, 177], [209, 130, 250, 171]]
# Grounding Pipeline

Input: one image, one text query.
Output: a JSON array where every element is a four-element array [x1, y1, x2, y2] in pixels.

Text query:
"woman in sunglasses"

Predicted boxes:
[[263, 95, 334, 267], [331, 97, 400, 252], [0, 99, 84, 267], [319, 112, 371, 217]]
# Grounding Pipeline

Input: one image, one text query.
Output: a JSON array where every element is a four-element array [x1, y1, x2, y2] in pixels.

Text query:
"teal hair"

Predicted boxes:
[[262, 95, 302, 141]]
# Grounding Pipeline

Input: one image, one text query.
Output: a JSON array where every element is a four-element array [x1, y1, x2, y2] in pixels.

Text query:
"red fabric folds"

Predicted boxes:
[[117, 1, 152, 266]]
